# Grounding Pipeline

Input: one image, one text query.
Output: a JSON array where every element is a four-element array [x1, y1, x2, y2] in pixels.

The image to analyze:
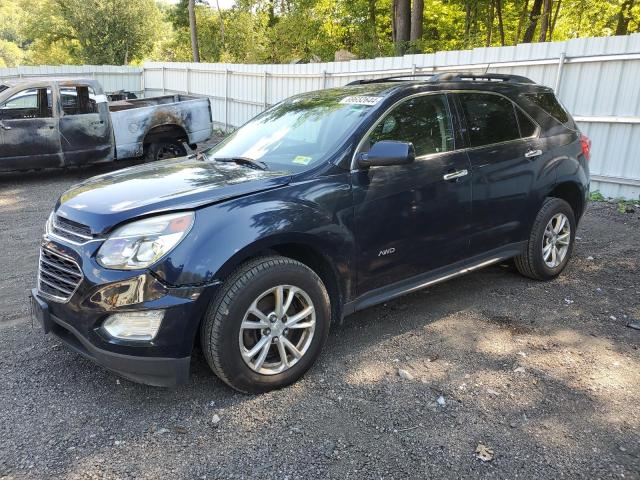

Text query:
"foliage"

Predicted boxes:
[[589, 190, 605, 201], [0, 0, 638, 66]]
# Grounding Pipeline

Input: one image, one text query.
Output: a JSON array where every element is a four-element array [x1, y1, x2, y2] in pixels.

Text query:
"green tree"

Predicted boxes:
[[28, 0, 163, 64]]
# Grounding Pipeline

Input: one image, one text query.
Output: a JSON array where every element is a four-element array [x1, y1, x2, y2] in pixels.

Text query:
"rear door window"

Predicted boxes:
[[0, 87, 52, 119], [516, 109, 538, 137], [60, 86, 99, 115], [458, 93, 521, 147], [524, 92, 570, 125]]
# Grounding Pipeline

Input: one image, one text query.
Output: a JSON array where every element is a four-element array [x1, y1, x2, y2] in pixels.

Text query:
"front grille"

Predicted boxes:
[[51, 215, 93, 244], [38, 247, 83, 302]]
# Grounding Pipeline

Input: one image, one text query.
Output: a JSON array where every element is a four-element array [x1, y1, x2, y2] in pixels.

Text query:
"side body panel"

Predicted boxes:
[[110, 96, 213, 159]]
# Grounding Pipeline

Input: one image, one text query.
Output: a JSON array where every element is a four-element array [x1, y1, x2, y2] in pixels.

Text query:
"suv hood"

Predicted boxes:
[[55, 157, 291, 234]]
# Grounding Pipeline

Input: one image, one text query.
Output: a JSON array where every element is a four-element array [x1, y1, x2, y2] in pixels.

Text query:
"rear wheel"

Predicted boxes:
[[200, 256, 331, 393], [144, 140, 187, 162], [514, 197, 576, 280]]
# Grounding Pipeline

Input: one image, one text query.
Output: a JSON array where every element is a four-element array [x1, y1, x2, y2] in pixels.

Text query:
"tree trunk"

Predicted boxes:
[[615, 0, 635, 35], [368, 0, 379, 52], [486, 0, 494, 47], [538, 0, 552, 42], [522, 0, 543, 43], [215, 0, 225, 49], [188, 0, 200, 62], [549, 0, 561, 40], [410, 0, 424, 43], [496, 0, 505, 45], [465, 0, 471, 45], [516, 0, 529, 43], [393, 0, 411, 55]]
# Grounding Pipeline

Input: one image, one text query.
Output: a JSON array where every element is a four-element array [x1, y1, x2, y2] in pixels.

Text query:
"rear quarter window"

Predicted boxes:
[[523, 92, 572, 126]]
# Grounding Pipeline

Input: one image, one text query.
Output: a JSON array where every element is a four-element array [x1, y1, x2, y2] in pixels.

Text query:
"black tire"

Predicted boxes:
[[143, 141, 187, 162], [200, 256, 331, 394], [514, 197, 576, 280]]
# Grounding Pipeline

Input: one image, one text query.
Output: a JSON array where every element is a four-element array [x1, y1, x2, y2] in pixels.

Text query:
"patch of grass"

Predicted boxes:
[[616, 200, 636, 214], [589, 190, 605, 202]]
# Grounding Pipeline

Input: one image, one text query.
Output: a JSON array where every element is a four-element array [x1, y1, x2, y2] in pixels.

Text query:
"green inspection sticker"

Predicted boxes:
[[292, 155, 312, 165]]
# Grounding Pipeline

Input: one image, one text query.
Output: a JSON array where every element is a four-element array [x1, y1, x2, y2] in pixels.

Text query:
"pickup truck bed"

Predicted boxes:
[[109, 94, 213, 159]]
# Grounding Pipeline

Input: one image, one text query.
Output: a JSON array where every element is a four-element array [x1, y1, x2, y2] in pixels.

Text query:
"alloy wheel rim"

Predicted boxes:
[[238, 285, 316, 375], [542, 213, 571, 268]]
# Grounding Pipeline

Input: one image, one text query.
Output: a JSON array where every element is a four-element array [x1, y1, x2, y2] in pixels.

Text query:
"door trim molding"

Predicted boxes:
[[342, 241, 526, 317]]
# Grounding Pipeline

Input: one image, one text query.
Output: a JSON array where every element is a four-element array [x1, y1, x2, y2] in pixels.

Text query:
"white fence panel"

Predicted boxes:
[[143, 33, 640, 198], [0, 65, 143, 95], [1, 36, 639, 198]]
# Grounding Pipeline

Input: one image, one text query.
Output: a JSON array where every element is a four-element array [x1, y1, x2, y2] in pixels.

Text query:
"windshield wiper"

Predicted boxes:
[[212, 156, 269, 171]]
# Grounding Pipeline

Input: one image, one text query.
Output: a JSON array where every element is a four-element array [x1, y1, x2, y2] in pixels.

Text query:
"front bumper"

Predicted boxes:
[[31, 289, 192, 387]]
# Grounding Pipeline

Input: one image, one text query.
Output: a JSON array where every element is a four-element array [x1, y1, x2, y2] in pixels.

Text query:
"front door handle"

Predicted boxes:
[[443, 169, 468, 181], [0, 120, 11, 130], [524, 149, 542, 158]]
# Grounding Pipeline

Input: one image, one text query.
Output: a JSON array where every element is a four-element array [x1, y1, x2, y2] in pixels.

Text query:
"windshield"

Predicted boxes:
[[205, 90, 379, 171]]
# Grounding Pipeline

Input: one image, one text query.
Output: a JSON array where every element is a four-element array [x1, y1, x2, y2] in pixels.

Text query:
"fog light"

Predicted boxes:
[[102, 310, 164, 341]]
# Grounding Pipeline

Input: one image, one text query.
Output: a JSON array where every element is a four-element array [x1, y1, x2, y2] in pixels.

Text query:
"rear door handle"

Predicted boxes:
[[524, 149, 542, 158], [443, 169, 468, 181]]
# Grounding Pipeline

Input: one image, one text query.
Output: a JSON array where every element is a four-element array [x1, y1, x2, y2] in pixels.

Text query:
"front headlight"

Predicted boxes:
[[96, 212, 194, 270]]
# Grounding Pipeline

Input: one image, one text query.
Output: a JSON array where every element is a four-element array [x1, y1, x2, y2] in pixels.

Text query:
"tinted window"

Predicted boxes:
[[60, 86, 99, 115], [459, 93, 520, 147], [0, 87, 52, 119], [367, 94, 454, 157], [516, 108, 537, 137], [524, 92, 570, 125]]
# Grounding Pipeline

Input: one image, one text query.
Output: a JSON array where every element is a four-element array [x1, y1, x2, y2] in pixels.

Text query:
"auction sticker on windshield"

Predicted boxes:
[[339, 96, 382, 106], [292, 155, 312, 165]]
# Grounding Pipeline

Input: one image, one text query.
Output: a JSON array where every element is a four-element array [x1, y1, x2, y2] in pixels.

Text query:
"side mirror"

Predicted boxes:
[[357, 141, 415, 168]]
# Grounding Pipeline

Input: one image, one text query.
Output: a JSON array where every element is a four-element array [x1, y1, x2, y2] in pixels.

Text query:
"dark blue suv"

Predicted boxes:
[[31, 73, 590, 393]]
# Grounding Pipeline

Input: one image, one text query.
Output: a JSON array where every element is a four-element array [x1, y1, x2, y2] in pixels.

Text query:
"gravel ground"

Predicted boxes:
[[0, 161, 639, 479]]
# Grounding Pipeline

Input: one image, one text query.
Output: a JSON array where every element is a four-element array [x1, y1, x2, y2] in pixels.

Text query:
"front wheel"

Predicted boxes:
[[514, 197, 576, 280], [200, 256, 331, 393]]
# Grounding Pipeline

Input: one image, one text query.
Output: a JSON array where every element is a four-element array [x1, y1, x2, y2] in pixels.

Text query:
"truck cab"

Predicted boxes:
[[0, 79, 114, 171]]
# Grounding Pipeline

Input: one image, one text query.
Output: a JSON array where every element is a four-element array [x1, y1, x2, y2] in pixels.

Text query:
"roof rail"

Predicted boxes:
[[346, 71, 535, 86], [433, 72, 536, 84], [346, 73, 437, 85]]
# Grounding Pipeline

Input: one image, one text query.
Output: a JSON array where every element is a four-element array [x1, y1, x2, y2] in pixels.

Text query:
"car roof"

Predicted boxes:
[[323, 72, 552, 100]]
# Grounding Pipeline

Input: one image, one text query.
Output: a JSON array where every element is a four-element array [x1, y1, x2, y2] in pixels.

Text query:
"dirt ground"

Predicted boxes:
[[0, 162, 638, 479]]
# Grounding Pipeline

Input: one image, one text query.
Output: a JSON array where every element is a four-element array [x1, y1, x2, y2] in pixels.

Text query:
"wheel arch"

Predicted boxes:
[[214, 234, 347, 325], [143, 123, 189, 146], [547, 181, 585, 220]]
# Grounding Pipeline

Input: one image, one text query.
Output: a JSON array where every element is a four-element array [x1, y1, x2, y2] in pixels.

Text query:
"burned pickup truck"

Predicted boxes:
[[0, 78, 213, 171]]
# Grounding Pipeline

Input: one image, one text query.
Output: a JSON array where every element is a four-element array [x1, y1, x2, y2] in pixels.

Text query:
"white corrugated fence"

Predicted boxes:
[[1, 35, 639, 199]]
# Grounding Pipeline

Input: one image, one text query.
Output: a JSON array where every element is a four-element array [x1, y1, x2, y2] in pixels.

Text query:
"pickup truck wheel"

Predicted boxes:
[[200, 256, 331, 394], [144, 141, 187, 162], [515, 197, 576, 281]]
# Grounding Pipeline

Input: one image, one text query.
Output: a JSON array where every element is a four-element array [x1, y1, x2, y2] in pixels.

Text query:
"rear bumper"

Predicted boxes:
[[31, 289, 190, 387]]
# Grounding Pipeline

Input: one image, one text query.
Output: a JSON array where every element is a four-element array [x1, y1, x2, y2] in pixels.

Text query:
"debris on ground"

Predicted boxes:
[[475, 443, 494, 462], [398, 368, 414, 380], [436, 395, 446, 407], [627, 321, 640, 331], [513, 366, 526, 373]]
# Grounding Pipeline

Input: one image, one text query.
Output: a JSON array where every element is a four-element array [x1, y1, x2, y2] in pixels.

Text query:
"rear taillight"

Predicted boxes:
[[580, 134, 591, 161]]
